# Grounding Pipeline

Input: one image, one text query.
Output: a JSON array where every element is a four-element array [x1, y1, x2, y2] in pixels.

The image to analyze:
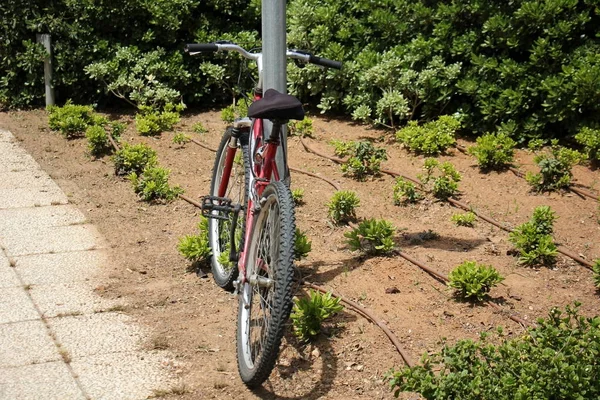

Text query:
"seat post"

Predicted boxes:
[[266, 120, 286, 144]]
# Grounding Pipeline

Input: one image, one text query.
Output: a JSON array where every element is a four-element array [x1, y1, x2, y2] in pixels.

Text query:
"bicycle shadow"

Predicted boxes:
[[296, 257, 364, 285], [255, 310, 356, 399]]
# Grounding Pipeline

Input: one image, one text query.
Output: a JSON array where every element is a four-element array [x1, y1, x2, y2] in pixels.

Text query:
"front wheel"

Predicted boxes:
[[237, 181, 296, 388]]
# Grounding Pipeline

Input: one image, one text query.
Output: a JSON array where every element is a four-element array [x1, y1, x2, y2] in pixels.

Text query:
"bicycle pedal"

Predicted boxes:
[[201, 196, 240, 220]]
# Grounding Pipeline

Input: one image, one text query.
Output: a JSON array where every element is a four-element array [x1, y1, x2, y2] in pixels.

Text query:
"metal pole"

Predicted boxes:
[[262, 0, 288, 182], [36, 34, 55, 106]]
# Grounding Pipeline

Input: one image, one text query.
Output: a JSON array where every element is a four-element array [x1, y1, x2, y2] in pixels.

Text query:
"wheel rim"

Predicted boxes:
[[209, 145, 245, 275], [240, 193, 280, 370]]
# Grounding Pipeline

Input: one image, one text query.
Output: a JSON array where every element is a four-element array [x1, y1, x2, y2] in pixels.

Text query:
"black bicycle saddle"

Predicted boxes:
[[247, 89, 305, 121]]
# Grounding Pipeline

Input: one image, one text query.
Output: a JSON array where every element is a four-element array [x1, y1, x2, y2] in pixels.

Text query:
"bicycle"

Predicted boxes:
[[184, 41, 341, 387]]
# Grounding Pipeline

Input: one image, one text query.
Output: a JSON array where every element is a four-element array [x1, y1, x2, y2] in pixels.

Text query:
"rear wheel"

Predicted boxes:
[[208, 128, 250, 290], [237, 181, 296, 388]]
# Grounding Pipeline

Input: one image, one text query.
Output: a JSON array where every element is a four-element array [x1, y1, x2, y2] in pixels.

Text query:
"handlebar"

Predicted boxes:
[[184, 42, 342, 69]]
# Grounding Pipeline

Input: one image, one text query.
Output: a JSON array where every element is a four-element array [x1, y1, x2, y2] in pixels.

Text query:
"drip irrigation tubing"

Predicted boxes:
[[301, 281, 414, 367], [300, 137, 597, 271]]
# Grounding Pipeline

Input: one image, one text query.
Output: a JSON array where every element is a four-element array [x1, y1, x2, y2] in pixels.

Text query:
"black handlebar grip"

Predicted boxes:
[[184, 43, 218, 53], [309, 55, 342, 69]]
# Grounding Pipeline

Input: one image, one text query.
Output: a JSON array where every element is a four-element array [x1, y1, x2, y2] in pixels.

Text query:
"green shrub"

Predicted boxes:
[[388, 303, 600, 399], [344, 218, 395, 255], [527, 139, 547, 152], [575, 127, 600, 163], [340, 141, 388, 180], [135, 103, 183, 136], [113, 143, 158, 176], [393, 178, 422, 205], [85, 122, 124, 157], [418, 159, 461, 200], [292, 188, 305, 206], [593, 259, 600, 290], [178, 217, 211, 263], [289, 118, 314, 137], [220, 99, 249, 123], [509, 206, 558, 267], [327, 191, 360, 224], [448, 261, 504, 301], [396, 116, 459, 155], [129, 166, 183, 203], [294, 228, 312, 260], [172, 132, 190, 145], [526, 142, 585, 192], [330, 139, 355, 158], [48, 101, 97, 138], [290, 290, 344, 342], [192, 122, 208, 134], [468, 133, 516, 170], [451, 212, 476, 227]]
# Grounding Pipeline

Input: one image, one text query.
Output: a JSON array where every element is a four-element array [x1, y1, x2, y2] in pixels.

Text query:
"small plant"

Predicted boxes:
[[468, 132, 516, 170], [172, 132, 190, 145], [48, 101, 99, 138], [593, 259, 600, 290], [509, 206, 558, 266], [396, 115, 459, 155], [393, 177, 422, 205], [135, 103, 184, 136], [129, 165, 183, 202], [113, 143, 157, 176], [327, 191, 360, 224], [344, 218, 395, 255], [294, 228, 312, 260], [192, 122, 208, 134], [388, 303, 600, 399], [85, 122, 124, 157], [418, 159, 461, 200], [448, 261, 504, 301], [526, 142, 585, 192], [290, 290, 344, 342], [330, 139, 355, 158], [575, 127, 600, 164], [289, 118, 314, 137], [291, 188, 305, 206], [220, 99, 249, 123], [451, 212, 476, 227], [178, 217, 211, 263], [527, 138, 546, 151], [341, 141, 388, 180]]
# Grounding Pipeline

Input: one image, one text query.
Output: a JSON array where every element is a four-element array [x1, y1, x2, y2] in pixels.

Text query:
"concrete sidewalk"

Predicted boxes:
[[0, 129, 174, 399]]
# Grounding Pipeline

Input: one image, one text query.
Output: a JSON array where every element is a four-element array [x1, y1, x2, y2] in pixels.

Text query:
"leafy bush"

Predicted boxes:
[[388, 303, 600, 399], [330, 139, 355, 158], [220, 99, 249, 123], [418, 159, 461, 200], [135, 103, 183, 136], [468, 133, 516, 170], [526, 142, 585, 192], [340, 141, 388, 180], [85, 122, 123, 157], [178, 217, 211, 263], [192, 122, 207, 134], [48, 101, 97, 138], [396, 115, 459, 155], [344, 218, 395, 255], [128, 166, 183, 203], [327, 191, 360, 224], [292, 188, 305, 206], [593, 259, 600, 290], [575, 127, 600, 164], [294, 228, 312, 261], [113, 143, 157, 176], [451, 212, 476, 227], [393, 178, 422, 205], [290, 290, 344, 342], [172, 132, 190, 145], [448, 261, 504, 301], [289, 118, 314, 137], [509, 206, 558, 267]]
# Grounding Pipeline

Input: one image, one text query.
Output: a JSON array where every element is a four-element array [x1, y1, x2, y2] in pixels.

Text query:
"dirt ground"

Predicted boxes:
[[2, 108, 599, 399]]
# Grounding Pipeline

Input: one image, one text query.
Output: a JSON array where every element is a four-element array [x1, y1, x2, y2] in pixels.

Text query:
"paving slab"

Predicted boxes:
[[30, 282, 120, 318], [15, 250, 108, 285], [49, 313, 145, 358], [0, 361, 86, 400], [0, 287, 39, 324], [0, 205, 86, 234], [0, 170, 56, 189], [0, 320, 60, 367], [0, 128, 12, 142], [0, 186, 68, 209], [1, 224, 105, 257], [0, 253, 20, 288], [70, 352, 171, 400]]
